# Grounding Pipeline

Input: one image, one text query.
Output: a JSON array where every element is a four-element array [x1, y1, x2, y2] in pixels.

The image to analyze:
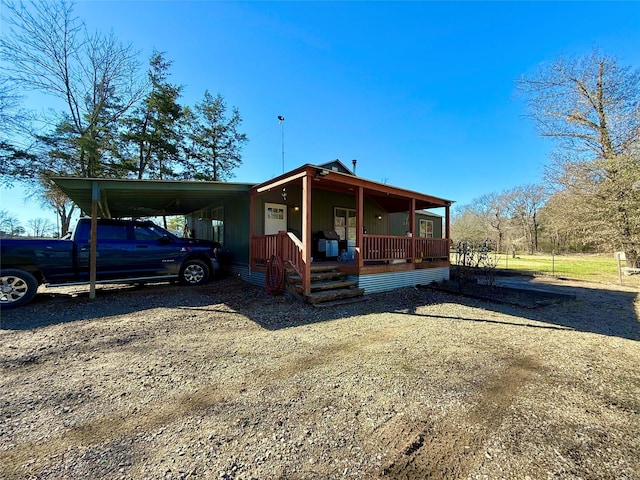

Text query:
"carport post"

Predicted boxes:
[[89, 182, 99, 300]]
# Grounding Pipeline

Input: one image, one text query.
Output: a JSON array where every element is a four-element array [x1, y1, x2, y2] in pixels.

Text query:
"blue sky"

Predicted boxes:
[[3, 1, 640, 226]]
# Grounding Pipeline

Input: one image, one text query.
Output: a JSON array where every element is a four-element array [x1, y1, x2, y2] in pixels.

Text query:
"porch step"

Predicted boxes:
[[310, 279, 359, 292], [286, 264, 338, 274], [287, 271, 348, 283], [304, 287, 366, 305], [312, 271, 348, 282], [284, 265, 365, 306], [310, 265, 340, 273]]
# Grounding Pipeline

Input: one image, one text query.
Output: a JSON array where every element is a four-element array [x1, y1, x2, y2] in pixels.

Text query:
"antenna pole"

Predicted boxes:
[[278, 115, 285, 173]]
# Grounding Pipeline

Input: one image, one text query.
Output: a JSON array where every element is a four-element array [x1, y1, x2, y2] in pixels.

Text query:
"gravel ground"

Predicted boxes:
[[1, 274, 639, 479]]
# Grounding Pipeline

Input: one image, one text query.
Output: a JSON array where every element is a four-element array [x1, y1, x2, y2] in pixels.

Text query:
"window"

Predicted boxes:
[[334, 207, 356, 241], [133, 224, 166, 241], [96, 224, 128, 241], [212, 207, 224, 244], [419, 219, 433, 238]]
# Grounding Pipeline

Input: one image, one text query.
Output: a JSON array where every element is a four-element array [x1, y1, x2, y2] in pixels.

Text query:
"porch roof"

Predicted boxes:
[[251, 164, 453, 212], [53, 177, 254, 218]]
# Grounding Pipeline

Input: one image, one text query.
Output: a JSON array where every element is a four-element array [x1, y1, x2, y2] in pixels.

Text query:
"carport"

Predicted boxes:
[[53, 177, 253, 219], [53, 177, 254, 298]]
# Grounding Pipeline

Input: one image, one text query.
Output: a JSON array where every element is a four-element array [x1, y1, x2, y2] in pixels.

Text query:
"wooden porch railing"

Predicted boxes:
[[251, 233, 449, 269], [362, 235, 449, 262], [251, 232, 305, 274], [413, 237, 450, 259], [363, 235, 412, 262]]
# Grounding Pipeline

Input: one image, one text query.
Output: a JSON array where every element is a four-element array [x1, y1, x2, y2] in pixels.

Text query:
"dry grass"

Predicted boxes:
[[1, 276, 639, 479]]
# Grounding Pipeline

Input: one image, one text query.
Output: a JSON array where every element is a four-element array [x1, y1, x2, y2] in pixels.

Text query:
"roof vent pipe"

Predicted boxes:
[[352, 159, 357, 175]]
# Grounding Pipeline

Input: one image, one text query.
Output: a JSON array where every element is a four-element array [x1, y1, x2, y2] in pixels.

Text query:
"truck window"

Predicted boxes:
[[133, 224, 167, 241], [96, 224, 128, 241]]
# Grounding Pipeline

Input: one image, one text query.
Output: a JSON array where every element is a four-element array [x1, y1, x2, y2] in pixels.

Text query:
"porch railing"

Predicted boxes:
[[251, 232, 304, 274], [363, 235, 412, 262], [362, 235, 449, 262], [251, 233, 449, 268], [413, 237, 450, 259]]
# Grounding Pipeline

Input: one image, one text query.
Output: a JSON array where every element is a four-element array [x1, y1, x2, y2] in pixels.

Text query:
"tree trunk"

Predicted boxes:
[[625, 248, 640, 268]]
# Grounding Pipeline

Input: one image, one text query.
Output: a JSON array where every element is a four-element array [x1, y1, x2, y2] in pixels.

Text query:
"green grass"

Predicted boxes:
[[452, 252, 640, 287]]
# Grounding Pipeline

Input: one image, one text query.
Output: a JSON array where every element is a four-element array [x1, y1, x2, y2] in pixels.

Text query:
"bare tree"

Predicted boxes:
[[450, 205, 486, 245], [26, 217, 55, 237], [538, 189, 598, 253], [518, 50, 640, 266], [474, 192, 510, 253], [0, 75, 35, 176], [505, 184, 548, 254], [1, 0, 142, 179], [0, 210, 24, 237], [39, 178, 77, 236], [1, 0, 143, 229]]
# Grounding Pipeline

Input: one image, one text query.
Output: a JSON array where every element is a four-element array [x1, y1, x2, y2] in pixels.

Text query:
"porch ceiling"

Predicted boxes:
[[53, 177, 254, 218]]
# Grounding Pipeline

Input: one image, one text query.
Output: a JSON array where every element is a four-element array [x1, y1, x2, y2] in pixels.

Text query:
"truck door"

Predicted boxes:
[[76, 222, 132, 280], [129, 223, 184, 276]]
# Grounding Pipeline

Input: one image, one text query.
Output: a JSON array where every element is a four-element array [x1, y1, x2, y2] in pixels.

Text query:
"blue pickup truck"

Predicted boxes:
[[0, 218, 220, 309]]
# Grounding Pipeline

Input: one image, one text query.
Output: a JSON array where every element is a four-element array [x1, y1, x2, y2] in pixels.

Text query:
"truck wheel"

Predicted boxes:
[[0, 269, 38, 309], [179, 260, 209, 286]]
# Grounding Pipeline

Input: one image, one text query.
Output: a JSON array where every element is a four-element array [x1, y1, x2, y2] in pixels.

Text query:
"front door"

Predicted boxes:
[[265, 203, 287, 235]]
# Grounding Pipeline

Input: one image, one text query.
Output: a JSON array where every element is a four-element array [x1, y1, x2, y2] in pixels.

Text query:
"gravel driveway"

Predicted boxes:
[[1, 275, 639, 479]]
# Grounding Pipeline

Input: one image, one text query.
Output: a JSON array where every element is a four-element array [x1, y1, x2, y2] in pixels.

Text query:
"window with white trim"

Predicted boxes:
[[334, 207, 356, 241], [419, 219, 433, 238]]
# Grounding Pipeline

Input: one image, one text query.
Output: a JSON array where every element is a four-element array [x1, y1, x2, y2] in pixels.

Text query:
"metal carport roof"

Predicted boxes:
[[53, 177, 254, 218]]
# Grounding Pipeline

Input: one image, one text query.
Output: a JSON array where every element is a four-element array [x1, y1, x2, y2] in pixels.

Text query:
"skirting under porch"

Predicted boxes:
[[347, 266, 450, 294], [236, 261, 449, 297]]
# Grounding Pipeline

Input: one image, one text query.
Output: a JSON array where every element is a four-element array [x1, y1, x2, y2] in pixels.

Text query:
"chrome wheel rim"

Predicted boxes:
[[183, 264, 205, 283], [0, 275, 29, 304]]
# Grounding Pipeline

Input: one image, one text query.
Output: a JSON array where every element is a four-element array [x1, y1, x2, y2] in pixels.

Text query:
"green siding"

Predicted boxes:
[[389, 211, 443, 238], [188, 193, 251, 264], [309, 190, 389, 236], [251, 187, 384, 237], [311, 189, 354, 232], [222, 194, 250, 263], [190, 188, 445, 268], [251, 188, 442, 239]]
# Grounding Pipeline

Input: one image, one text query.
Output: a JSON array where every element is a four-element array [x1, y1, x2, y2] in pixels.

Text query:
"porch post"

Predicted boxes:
[[445, 203, 450, 241], [409, 198, 416, 260], [445, 203, 451, 261], [302, 173, 312, 295], [356, 186, 364, 268], [249, 189, 255, 270]]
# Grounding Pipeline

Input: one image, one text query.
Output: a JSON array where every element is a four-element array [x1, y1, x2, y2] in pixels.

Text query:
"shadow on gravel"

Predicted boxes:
[[421, 275, 640, 341], [0, 281, 225, 330], [1, 274, 638, 341]]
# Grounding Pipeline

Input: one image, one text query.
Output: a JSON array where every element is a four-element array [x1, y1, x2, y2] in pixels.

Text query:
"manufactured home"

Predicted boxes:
[[55, 160, 453, 304]]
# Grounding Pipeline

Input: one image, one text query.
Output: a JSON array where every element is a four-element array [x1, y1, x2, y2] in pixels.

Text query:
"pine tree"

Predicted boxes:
[[118, 52, 184, 179], [183, 91, 248, 181]]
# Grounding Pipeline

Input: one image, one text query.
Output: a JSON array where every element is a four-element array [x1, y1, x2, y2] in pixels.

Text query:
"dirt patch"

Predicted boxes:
[[378, 355, 541, 479], [1, 276, 639, 479]]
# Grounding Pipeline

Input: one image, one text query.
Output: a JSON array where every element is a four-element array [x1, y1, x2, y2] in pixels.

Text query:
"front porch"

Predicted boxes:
[[251, 232, 450, 272], [249, 163, 453, 298], [251, 232, 450, 301]]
